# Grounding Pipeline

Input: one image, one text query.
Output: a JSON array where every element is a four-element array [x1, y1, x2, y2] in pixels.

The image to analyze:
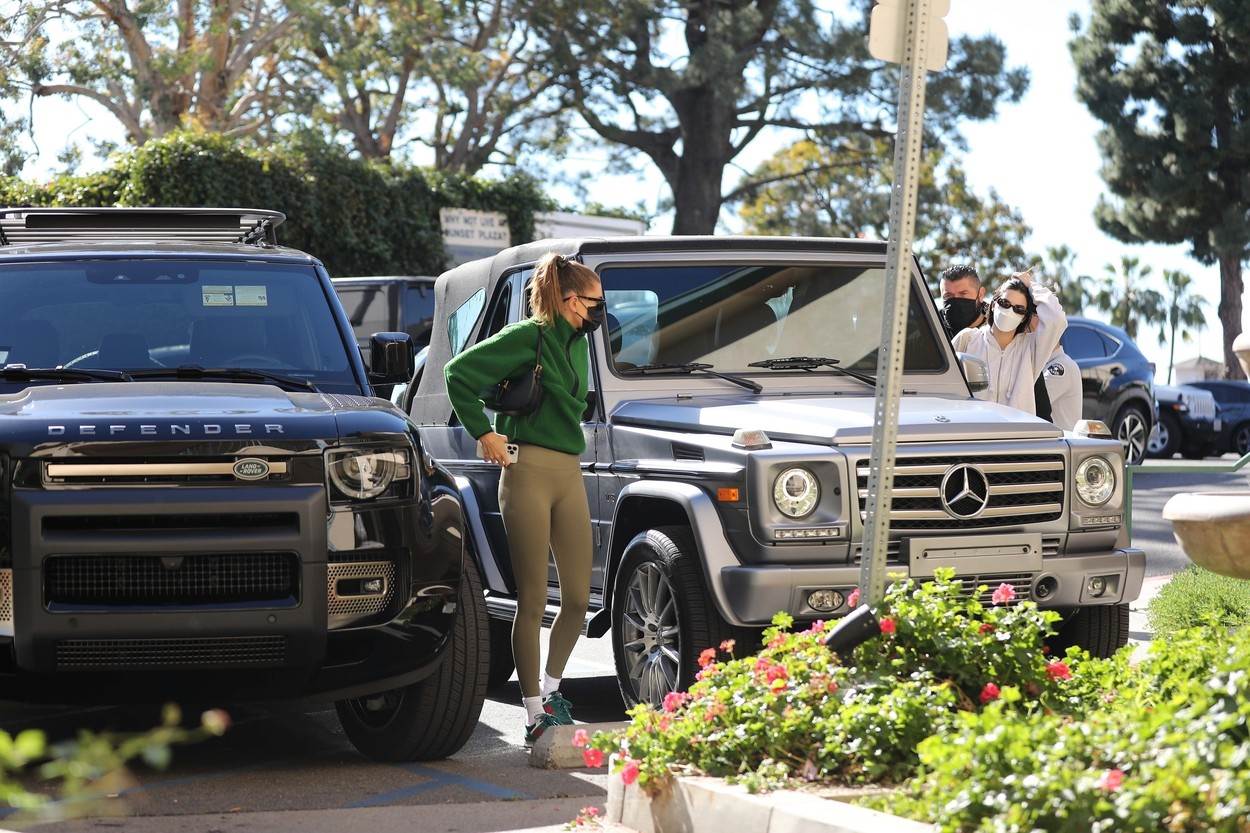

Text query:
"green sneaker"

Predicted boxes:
[[524, 713, 560, 746], [543, 691, 575, 725]]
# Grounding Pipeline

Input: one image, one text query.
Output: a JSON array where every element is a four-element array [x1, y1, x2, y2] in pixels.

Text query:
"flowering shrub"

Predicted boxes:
[[588, 571, 1076, 792]]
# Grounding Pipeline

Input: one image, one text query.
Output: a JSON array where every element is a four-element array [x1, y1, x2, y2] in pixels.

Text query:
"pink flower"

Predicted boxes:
[[572, 728, 590, 748], [1046, 660, 1072, 681], [620, 759, 640, 785], [979, 622, 995, 635], [991, 583, 1016, 605], [768, 633, 787, 649], [1097, 768, 1124, 792], [979, 683, 1001, 704], [754, 657, 771, 675], [582, 747, 604, 768], [705, 702, 727, 721], [696, 666, 716, 681], [848, 587, 861, 608], [879, 617, 896, 635], [657, 715, 672, 731], [765, 665, 788, 684], [719, 639, 736, 654], [662, 691, 690, 713], [698, 647, 717, 668], [807, 619, 826, 634]]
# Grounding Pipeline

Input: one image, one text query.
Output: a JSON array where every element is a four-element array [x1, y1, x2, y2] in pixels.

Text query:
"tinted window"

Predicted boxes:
[[0, 260, 358, 393], [482, 274, 518, 340], [600, 263, 946, 373], [1097, 332, 1120, 355], [448, 288, 486, 356], [1061, 326, 1107, 360], [336, 284, 392, 344], [403, 283, 436, 348]]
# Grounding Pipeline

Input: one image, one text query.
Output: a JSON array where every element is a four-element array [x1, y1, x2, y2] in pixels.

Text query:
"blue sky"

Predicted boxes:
[[8, 0, 1230, 381]]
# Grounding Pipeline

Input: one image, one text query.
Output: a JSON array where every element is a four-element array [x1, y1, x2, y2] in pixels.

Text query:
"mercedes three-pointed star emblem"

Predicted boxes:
[[940, 464, 990, 519]]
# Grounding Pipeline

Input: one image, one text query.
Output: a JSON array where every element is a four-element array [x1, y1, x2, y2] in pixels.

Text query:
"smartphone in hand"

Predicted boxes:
[[476, 439, 519, 465]]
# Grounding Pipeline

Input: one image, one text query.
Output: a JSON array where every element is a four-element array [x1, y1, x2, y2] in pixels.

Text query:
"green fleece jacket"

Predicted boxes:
[[444, 315, 590, 455]]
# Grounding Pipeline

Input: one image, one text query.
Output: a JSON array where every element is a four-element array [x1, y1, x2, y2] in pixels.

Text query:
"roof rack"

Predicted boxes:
[[0, 207, 286, 248]]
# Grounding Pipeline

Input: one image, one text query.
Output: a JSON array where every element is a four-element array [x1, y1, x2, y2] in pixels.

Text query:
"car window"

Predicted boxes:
[[0, 259, 359, 393], [1060, 326, 1106, 360], [600, 263, 946, 374], [403, 283, 436, 348], [447, 288, 486, 356], [1097, 332, 1120, 355], [482, 272, 525, 341], [336, 284, 392, 342]]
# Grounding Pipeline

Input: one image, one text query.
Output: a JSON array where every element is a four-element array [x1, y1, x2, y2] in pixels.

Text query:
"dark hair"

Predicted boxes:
[[529, 252, 600, 326], [986, 277, 1037, 335], [940, 264, 981, 285]]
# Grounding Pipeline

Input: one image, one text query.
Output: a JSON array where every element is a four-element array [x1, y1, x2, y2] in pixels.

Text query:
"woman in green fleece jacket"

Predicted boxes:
[[444, 252, 605, 745]]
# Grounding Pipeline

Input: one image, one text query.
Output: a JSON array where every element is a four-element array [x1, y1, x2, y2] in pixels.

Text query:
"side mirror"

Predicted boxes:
[[957, 352, 990, 394], [369, 332, 415, 384]]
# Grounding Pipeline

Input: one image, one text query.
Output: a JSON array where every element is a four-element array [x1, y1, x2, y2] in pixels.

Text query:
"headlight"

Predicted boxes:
[[1075, 456, 1115, 506], [773, 467, 820, 518], [327, 448, 412, 501]]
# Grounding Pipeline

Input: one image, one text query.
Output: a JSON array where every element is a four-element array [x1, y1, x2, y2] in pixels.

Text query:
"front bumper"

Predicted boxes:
[[718, 547, 1146, 624]]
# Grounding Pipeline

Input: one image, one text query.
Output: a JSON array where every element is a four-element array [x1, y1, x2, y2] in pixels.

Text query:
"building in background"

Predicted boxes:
[[440, 209, 647, 267], [1174, 355, 1226, 384]]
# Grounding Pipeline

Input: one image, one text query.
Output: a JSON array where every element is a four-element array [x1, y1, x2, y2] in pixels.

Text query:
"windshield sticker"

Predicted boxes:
[[235, 285, 269, 307], [202, 285, 235, 307]]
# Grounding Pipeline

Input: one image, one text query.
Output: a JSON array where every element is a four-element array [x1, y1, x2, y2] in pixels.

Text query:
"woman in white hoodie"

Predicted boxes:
[[951, 270, 1067, 416]]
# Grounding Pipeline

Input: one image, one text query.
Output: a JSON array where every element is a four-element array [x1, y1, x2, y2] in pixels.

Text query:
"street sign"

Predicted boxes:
[[440, 208, 512, 266], [868, 0, 950, 72], [859, 0, 950, 605]]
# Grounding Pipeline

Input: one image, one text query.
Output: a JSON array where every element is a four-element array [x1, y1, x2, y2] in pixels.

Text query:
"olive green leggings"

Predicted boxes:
[[498, 444, 592, 699]]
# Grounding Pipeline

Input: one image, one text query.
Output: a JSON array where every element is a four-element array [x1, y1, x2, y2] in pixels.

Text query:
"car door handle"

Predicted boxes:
[[1109, 366, 1123, 376]]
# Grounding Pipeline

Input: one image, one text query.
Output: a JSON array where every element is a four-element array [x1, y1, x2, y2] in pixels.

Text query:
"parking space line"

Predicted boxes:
[[348, 764, 528, 808]]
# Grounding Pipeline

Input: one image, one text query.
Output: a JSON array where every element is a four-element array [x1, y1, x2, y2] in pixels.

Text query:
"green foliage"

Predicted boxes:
[[1039, 244, 1091, 315], [1160, 269, 1207, 383], [1147, 565, 1250, 636], [1094, 255, 1165, 341], [877, 625, 1250, 832], [0, 132, 553, 276], [737, 138, 1035, 280], [589, 572, 1071, 793]]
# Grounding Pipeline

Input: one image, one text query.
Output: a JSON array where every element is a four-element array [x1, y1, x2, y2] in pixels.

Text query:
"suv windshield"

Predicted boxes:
[[601, 262, 946, 374], [0, 259, 358, 393]]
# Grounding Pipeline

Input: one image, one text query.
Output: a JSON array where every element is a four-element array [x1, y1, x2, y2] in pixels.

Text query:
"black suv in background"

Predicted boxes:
[[0, 208, 486, 762], [1147, 384, 1220, 459], [1059, 317, 1155, 465], [332, 276, 437, 360], [1186, 380, 1250, 456]]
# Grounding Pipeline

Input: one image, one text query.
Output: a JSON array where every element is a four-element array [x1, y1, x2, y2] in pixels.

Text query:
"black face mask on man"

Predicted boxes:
[[941, 297, 982, 334]]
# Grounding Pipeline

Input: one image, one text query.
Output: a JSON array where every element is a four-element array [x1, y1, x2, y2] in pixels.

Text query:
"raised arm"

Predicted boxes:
[[1026, 282, 1068, 376]]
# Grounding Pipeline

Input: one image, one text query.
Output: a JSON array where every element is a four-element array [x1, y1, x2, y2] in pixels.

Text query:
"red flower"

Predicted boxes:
[[1046, 660, 1072, 681], [698, 647, 717, 668], [1041, 645, 1051, 655], [1097, 768, 1124, 792], [662, 691, 690, 713], [719, 638, 736, 654], [847, 587, 861, 608], [991, 583, 1016, 605], [582, 747, 604, 768], [879, 617, 896, 635], [768, 633, 787, 649], [979, 682, 1001, 704], [572, 728, 590, 748], [620, 759, 640, 785], [978, 622, 995, 635], [765, 665, 789, 683]]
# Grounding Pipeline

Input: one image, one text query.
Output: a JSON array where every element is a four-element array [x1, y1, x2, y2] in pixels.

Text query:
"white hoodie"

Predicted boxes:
[[951, 283, 1068, 416], [1044, 347, 1083, 431]]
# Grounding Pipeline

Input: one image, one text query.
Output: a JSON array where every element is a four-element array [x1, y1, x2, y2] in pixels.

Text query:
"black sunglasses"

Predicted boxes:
[[569, 294, 606, 310], [994, 296, 1028, 316]]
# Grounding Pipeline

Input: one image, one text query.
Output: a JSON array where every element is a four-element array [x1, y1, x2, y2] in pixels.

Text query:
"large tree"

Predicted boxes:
[[1071, 2, 1250, 378], [1160, 269, 1206, 384], [1095, 255, 1165, 342], [23, 0, 298, 146], [1039, 244, 1091, 315], [539, 0, 1028, 235], [737, 138, 1034, 280]]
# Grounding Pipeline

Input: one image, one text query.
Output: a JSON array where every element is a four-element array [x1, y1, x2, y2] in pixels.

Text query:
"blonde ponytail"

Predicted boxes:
[[528, 253, 599, 326]]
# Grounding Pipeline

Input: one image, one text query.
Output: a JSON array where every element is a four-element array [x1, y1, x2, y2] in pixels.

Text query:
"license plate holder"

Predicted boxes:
[[906, 533, 1043, 578]]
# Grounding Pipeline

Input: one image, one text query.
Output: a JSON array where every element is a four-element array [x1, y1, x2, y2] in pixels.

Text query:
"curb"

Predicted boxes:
[[529, 722, 629, 769]]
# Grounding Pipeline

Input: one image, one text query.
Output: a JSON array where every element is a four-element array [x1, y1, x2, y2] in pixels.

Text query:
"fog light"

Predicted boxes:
[[337, 577, 386, 596], [1087, 576, 1108, 598], [807, 589, 844, 612], [776, 525, 844, 540]]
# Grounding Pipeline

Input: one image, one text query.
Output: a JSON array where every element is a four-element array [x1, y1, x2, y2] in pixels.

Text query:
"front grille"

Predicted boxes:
[[0, 569, 11, 636], [44, 553, 300, 608], [671, 443, 705, 463], [43, 457, 289, 487], [952, 572, 1034, 605], [56, 636, 287, 668], [43, 514, 298, 535], [857, 454, 1065, 531]]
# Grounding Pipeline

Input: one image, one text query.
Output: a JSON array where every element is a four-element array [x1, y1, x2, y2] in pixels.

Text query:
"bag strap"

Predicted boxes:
[[533, 322, 544, 375]]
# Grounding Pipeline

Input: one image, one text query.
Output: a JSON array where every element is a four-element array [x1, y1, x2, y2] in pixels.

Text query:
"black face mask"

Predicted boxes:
[[941, 297, 982, 335], [577, 303, 606, 335]]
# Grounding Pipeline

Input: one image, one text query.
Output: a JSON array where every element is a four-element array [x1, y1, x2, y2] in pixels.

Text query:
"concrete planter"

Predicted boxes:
[[1164, 492, 1250, 580], [603, 758, 931, 833]]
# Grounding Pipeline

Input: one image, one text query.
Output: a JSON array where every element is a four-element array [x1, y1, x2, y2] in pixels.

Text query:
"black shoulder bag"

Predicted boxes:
[[485, 324, 545, 417]]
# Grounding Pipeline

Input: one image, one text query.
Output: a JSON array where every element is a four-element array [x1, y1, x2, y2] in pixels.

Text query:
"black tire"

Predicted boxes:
[[335, 556, 490, 761], [1234, 423, 1250, 457], [610, 526, 740, 708], [487, 617, 516, 689], [1146, 411, 1181, 459], [1049, 603, 1129, 659], [1112, 404, 1150, 466], [1181, 444, 1215, 460]]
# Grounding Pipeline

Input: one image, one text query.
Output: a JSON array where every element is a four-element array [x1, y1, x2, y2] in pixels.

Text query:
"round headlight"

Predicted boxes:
[[773, 467, 820, 518], [1075, 456, 1115, 506], [328, 449, 407, 500]]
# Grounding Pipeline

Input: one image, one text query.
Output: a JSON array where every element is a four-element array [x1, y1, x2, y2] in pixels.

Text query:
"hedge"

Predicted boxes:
[[0, 132, 554, 277]]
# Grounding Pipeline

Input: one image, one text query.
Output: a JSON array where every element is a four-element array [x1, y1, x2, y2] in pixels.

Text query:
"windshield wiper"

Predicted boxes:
[[0, 366, 133, 383], [128, 366, 319, 392], [748, 356, 877, 388], [618, 362, 763, 394]]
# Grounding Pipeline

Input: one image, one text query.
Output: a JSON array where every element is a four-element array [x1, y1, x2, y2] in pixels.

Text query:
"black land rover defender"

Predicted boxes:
[[0, 207, 487, 762]]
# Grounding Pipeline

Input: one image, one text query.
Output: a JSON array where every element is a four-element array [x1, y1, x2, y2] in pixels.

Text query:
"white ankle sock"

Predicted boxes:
[[541, 673, 562, 697], [523, 696, 546, 723]]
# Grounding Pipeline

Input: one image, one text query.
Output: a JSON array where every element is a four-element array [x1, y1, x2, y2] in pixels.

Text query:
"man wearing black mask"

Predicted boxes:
[[939, 264, 1052, 423]]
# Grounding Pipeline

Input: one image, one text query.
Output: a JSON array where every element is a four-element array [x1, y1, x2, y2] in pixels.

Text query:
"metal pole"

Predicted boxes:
[[859, 0, 934, 605]]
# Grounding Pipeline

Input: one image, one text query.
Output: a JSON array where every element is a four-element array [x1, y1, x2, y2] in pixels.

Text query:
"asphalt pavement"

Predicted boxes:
[[0, 460, 1227, 832]]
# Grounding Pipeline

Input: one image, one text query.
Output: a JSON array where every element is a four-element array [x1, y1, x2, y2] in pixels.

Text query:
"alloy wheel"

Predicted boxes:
[[1146, 421, 1169, 455], [1117, 411, 1148, 464], [346, 688, 406, 729], [620, 562, 682, 706]]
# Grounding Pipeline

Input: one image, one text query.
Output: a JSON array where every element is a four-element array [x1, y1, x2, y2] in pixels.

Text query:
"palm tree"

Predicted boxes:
[[1159, 269, 1206, 384], [1041, 244, 1091, 314], [1094, 256, 1165, 342]]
